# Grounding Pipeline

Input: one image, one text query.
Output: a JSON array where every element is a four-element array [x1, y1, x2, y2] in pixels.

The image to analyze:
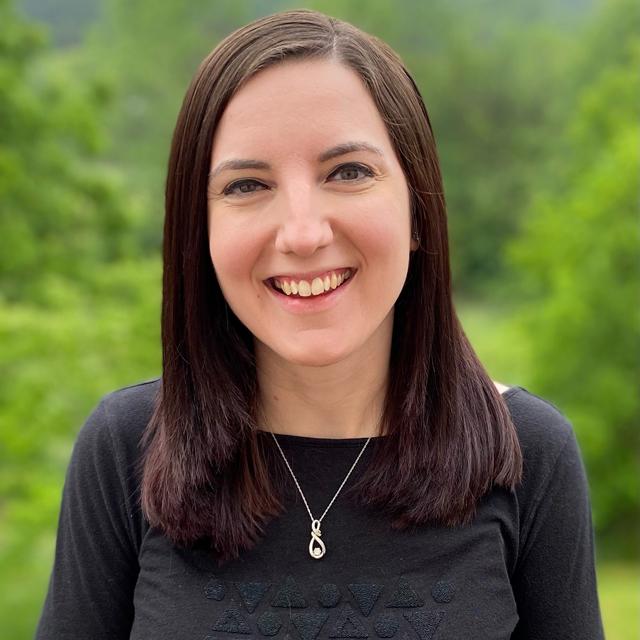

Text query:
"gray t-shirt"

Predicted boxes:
[[35, 380, 604, 639]]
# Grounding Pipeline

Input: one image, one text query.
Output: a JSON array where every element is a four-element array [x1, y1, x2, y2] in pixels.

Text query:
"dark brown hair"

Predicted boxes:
[[141, 9, 522, 562]]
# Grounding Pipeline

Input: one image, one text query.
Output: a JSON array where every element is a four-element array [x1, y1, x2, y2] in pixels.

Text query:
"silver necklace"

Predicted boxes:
[[270, 432, 371, 560]]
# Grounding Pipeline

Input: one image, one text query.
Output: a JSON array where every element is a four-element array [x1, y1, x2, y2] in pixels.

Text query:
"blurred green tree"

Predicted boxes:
[[0, 2, 160, 634], [507, 0, 640, 557], [0, 0, 143, 304], [81, 0, 256, 250]]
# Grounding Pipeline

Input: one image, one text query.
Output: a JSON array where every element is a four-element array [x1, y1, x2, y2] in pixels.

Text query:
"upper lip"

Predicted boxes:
[[265, 267, 354, 282]]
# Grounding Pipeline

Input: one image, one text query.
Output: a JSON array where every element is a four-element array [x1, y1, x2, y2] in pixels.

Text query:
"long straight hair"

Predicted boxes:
[[141, 9, 522, 562]]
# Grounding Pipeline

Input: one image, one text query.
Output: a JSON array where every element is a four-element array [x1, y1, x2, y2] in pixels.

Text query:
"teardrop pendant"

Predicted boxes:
[[309, 519, 326, 559]]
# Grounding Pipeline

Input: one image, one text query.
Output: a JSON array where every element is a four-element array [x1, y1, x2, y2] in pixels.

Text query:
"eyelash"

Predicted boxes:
[[222, 163, 375, 197]]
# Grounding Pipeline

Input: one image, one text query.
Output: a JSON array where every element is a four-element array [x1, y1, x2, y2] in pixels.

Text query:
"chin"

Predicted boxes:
[[286, 353, 346, 368], [281, 347, 350, 368], [267, 337, 354, 368]]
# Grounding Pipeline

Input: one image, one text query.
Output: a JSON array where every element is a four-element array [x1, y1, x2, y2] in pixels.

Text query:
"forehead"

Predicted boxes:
[[211, 59, 394, 159]]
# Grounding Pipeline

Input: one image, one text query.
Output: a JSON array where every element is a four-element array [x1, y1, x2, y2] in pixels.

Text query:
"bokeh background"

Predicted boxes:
[[1, 0, 638, 637]]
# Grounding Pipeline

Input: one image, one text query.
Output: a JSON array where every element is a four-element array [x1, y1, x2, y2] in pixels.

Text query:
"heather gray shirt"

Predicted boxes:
[[35, 380, 604, 639]]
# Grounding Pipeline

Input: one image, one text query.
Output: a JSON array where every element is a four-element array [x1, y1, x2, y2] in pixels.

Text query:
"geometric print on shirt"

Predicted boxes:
[[203, 575, 456, 640]]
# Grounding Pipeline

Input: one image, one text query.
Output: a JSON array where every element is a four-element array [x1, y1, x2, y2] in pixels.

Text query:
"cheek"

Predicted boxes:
[[208, 215, 262, 287], [351, 193, 412, 264], [357, 198, 412, 308], [208, 221, 266, 324]]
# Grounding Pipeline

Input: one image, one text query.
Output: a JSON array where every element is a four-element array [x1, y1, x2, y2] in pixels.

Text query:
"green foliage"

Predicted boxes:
[[506, 0, 640, 556], [0, 0, 141, 303], [0, 4, 160, 634], [79, 0, 258, 249], [0, 260, 161, 637]]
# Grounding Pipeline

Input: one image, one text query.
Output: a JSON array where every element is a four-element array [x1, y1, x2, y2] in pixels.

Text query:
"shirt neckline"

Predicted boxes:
[[259, 385, 523, 448]]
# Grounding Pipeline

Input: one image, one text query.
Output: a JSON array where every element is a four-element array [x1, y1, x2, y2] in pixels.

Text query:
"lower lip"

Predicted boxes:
[[263, 273, 356, 315]]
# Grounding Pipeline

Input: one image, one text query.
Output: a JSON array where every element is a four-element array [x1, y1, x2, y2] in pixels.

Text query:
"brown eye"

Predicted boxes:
[[223, 179, 268, 196], [328, 163, 374, 182]]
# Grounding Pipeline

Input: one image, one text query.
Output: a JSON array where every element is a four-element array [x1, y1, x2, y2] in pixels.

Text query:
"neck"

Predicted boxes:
[[255, 318, 392, 440]]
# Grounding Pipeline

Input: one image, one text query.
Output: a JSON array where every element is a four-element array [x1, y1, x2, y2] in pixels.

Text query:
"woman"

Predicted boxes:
[[36, 9, 604, 639]]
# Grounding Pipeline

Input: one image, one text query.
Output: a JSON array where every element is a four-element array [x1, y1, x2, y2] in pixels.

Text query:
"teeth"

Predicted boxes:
[[298, 280, 312, 297], [273, 269, 352, 297], [311, 277, 324, 295]]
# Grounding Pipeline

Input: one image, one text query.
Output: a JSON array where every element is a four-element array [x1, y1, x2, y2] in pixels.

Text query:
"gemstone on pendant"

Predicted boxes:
[[309, 519, 326, 559]]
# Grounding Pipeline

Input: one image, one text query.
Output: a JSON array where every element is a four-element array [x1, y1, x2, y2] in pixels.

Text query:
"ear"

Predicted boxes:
[[410, 232, 419, 252]]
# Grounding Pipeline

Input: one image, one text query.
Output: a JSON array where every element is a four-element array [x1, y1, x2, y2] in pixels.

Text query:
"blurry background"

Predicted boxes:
[[1, 0, 637, 636]]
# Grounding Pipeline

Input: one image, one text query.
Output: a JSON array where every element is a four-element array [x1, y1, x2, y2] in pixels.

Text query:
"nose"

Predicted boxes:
[[273, 184, 334, 257]]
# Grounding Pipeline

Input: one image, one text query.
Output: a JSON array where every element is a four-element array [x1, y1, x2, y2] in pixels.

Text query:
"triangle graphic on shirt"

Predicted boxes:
[[329, 604, 369, 638], [385, 578, 424, 608], [403, 611, 445, 640], [235, 581, 271, 613], [212, 605, 252, 634], [291, 612, 330, 640], [271, 575, 308, 608], [348, 583, 383, 616]]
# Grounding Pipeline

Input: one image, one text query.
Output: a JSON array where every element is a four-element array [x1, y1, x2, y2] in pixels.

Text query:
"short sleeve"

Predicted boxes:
[[511, 418, 604, 639], [35, 398, 141, 639]]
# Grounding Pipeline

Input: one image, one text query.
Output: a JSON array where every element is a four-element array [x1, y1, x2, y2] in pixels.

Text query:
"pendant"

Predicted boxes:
[[309, 519, 326, 559]]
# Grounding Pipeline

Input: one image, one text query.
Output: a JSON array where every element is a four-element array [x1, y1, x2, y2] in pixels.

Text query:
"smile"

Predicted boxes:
[[269, 269, 354, 297]]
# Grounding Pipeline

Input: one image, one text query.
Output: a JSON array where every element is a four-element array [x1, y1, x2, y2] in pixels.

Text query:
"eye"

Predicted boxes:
[[223, 179, 268, 197], [328, 163, 375, 183]]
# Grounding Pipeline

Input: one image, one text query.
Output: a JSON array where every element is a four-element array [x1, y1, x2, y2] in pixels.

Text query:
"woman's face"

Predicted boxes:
[[207, 58, 415, 367]]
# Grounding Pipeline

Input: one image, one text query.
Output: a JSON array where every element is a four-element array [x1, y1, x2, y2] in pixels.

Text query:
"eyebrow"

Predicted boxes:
[[317, 141, 385, 162], [208, 159, 270, 181], [208, 141, 385, 181]]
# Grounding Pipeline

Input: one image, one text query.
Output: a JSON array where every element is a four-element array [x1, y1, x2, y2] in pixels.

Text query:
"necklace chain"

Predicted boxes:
[[270, 432, 371, 559]]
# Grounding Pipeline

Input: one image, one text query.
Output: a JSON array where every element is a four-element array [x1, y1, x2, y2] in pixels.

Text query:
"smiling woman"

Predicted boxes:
[[36, 9, 604, 640]]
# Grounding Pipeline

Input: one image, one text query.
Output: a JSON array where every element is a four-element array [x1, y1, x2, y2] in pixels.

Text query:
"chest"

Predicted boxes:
[[130, 490, 520, 640]]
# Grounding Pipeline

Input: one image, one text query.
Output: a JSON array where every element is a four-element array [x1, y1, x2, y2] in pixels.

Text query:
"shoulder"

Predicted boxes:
[[57, 379, 160, 562], [502, 385, 574, 458], [99, 377, 160, 435], [501, 386, 587, 508], [73, 377, 160, 469]]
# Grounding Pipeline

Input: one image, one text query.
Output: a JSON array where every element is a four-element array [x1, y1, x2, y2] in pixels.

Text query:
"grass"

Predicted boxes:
[[598, 563, 640, 640]]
